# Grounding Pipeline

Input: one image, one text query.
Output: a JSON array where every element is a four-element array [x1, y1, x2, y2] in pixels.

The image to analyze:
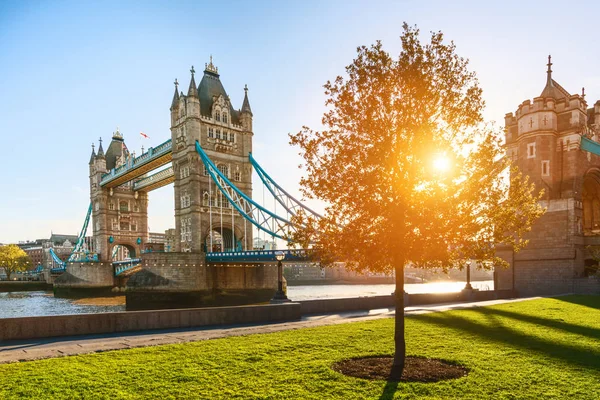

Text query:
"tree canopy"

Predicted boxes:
[[289, 24, 544, 377], [0, 244, 30, 280]]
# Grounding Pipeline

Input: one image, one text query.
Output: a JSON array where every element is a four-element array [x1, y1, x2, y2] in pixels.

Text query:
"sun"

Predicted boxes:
[[432, 154, 451, 172]]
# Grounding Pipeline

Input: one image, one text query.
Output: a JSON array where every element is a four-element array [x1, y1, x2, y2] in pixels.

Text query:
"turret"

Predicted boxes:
[[186, 66, 200, 118], [170, 78, 180, 126], [240, 84, 253, 132]]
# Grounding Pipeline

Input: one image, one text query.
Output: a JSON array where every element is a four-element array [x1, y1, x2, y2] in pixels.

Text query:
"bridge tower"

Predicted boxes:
[[89, 129, 149, 261], [170, 58, 254, 252], [498, 56, 600, 295]]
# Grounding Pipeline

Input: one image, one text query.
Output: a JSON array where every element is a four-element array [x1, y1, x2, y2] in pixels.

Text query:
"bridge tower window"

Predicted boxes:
[[218, 164, 229, 178], [223, 112, 228, 124], [119, 201, 129, 212], [208, 127, 214, 138], [109, 203, 115, 211], [234, 171, 241, 181], [216, 111, 221, 122], [216, 129, 221, 140], [120, 221, 129, 231]]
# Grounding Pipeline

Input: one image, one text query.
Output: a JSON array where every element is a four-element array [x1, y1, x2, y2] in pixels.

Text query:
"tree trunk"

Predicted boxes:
[[390, 262, 405, 380]]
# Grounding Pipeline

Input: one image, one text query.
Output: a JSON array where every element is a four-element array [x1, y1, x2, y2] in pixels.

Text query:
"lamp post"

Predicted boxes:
[[270, 250, 291, 303], [464, 260, 474, 290]]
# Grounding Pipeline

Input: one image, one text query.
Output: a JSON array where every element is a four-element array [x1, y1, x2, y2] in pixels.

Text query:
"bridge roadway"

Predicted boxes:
[[0, 297, 535, 364]]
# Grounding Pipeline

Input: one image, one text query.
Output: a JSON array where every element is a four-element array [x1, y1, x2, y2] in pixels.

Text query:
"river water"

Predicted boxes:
[[0, 280, 494, 319]]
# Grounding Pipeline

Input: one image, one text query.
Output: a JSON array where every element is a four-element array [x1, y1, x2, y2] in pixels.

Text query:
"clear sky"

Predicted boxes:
[[1, 0, 599, 244]]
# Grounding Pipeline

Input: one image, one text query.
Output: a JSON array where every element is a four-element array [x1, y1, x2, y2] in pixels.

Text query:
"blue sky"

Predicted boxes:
[[1, 0, 599, 243]]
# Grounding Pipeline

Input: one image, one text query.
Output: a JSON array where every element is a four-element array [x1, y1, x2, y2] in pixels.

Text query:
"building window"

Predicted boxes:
[[180, 165, 190, 179], [109, 203, 115, 211], [223, 113, 228, 123], [216, 111, 221, 122], [203, 192, 209, 206], [112, 219, 118, 230], [119, 201, 129, 212], [216, 129, 221, 140], [134, 204, 140, 212], [208, 127, 214, 138], [220, 193, 230, 208], [230, 132, 235, 142], [234, 171, 241, 181], [218, 164, 229, 178], [542, 160, 550, 176], [120, 221, 129, 231], [180, 192, 191, 208], [527, 143, 536, 159], [131, 222, 137, 231]]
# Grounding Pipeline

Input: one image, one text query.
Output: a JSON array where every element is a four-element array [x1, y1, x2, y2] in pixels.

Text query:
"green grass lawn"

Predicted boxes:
[[1, 296, 599, 399]]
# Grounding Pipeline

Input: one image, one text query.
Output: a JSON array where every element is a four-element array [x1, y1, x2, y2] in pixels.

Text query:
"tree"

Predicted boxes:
[[0, 244, 30, 280], [289, 24, 544, 379]]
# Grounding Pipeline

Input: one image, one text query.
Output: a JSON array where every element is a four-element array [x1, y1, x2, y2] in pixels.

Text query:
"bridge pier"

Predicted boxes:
[[53, 261, 116, 298], [125, 252, 279, 310]]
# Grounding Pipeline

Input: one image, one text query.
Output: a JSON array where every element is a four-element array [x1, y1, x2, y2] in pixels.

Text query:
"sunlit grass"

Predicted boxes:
[[0, 296, 598, 399]]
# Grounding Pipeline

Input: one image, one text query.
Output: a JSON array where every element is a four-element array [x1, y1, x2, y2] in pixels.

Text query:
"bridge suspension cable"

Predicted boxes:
[[50, 203, 93, 273], [249, 153, 323, 219], [196, 141, 296, 241]]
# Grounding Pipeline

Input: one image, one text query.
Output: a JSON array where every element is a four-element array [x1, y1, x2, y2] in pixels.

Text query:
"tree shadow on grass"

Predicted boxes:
[[410, 309, 600, 372], [468, 305, 600, 342], [552, 295, 600, 311], [379, 379, 399, 400]]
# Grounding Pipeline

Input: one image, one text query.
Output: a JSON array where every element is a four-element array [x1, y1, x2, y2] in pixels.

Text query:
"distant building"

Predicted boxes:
[[253, 237, 276, 250], [165, 228, 176, 252]]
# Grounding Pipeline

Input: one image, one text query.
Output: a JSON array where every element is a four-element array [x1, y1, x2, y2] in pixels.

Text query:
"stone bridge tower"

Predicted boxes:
[[89, 129, 149, 261], [498, 56, 600, 295], [170, 58, 254, 253]]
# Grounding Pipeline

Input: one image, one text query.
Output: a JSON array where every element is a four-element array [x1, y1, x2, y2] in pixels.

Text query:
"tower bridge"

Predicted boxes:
[[51, 58, 319, 308]]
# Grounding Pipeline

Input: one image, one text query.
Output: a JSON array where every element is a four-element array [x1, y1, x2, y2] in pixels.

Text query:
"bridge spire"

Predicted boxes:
[[241, 84, 252, 116], [171, 78, 180, 109], [97, 137, 105, 158], [187, 66, 198, 98], [89, 143, 96, 165]]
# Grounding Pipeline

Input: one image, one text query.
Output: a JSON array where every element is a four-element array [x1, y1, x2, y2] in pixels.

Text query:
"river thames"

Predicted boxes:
[[0, 280, 494, 319]]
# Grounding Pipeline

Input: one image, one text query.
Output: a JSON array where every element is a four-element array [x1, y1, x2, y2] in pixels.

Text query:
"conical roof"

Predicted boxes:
[[540, 55, 570, 100], [241, 84, 252, 116], [198, 58, 240, 124], [89, 144, 96, 165], [171, 79, 180, 109], [187, 66, 198, 98], [105, 128, 129, 170], [97, 138, 105, 158]]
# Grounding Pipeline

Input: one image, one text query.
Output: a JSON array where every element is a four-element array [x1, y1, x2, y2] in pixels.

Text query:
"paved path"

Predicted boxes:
[[0, 297, 540, 364]]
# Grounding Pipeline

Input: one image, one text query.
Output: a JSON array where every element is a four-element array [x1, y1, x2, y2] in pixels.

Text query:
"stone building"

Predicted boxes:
[[170, 58, 254, 253], [497, 56, 600, 295], [89, 130, 149, 261]]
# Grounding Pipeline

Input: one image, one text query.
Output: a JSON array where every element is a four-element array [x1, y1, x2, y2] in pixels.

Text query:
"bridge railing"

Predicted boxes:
[[205, 249, 313, 262], [113, 259, 141, 276], [100, 138, 172, 185]]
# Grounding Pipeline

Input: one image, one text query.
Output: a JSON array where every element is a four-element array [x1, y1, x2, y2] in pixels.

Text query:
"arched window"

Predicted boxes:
[[223, 113, 228, 123], [216, 111, 221, 122], [203, 192, 209, 206], [218, 164, 229, 178]]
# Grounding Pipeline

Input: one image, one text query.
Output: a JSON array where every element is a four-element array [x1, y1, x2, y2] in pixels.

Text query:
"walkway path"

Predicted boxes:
[[0, 297, 540, 364]]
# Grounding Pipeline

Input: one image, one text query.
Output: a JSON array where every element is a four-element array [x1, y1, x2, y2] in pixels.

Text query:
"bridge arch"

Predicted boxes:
[[202, 223, 245, 253], [582, 168, 600, 235], [110, 242, 139, 261]]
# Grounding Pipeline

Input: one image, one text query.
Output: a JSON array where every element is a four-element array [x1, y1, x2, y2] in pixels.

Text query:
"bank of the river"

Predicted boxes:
[[0, 281, 52, 292]]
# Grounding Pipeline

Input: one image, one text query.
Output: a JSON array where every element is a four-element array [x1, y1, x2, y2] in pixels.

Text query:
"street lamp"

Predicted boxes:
[[464, 260, 474, 290], [270, 250, 291, 303]]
